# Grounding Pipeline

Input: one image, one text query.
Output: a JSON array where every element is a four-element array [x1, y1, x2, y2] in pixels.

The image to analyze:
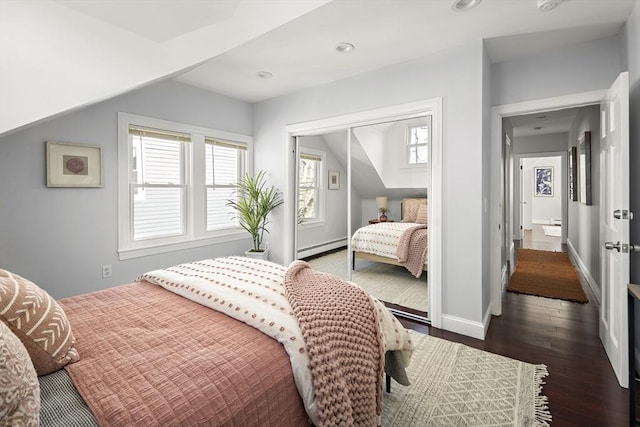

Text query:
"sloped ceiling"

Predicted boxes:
[[321, 125, 427, 200], [0, 0, 329, 136], [1, 0, 636, 137]]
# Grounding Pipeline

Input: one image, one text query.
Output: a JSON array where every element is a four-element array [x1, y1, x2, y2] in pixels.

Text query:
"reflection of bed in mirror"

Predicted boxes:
[[351, 198, 427, 277]]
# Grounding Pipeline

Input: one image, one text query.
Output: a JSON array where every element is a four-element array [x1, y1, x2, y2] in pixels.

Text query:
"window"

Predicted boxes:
[[129, 126, 189, 241], [205, 139, 247, 231], [298, 150, 324, 222], [118, 113, 251, 259], [406, 116, 431, 165]]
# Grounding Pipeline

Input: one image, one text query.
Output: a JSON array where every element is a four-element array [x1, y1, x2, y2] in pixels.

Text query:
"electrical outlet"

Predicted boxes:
[[102, 265, 112, 278]]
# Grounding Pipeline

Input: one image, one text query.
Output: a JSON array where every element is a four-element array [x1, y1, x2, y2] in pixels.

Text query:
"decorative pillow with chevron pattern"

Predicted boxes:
[[0, 269, 79, 375]]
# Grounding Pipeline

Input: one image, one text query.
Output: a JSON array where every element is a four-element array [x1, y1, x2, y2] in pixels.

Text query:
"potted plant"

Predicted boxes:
[[226, 170, 283, 260]]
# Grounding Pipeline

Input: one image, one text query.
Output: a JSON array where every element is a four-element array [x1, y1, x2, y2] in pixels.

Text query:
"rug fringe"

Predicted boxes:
[[534, 364, 552, 427]]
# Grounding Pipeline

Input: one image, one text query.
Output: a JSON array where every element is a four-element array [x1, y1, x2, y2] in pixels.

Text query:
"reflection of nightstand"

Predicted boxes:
[[368, 219, 395, 224]]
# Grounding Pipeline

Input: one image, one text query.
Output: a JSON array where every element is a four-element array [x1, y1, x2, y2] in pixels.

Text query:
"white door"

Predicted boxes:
[[599, 72, 630, 388]]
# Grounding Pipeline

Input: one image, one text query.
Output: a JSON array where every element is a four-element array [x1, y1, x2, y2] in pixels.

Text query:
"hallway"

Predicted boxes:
[[402, 261, 628, 425]]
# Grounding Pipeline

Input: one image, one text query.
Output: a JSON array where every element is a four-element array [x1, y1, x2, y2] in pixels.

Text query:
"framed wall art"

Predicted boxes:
[[569, 146, 578, 201], [578, 131, 592, 205], [46, 141, 103, 187], [534, 166, 553, 197], [328, 170, 340, 190]]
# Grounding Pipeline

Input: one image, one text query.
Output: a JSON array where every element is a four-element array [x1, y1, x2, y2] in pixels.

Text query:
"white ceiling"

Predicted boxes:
[[1, 0, 637, 136], [175, 0, 637, 103], [509, 107, 580, 137]]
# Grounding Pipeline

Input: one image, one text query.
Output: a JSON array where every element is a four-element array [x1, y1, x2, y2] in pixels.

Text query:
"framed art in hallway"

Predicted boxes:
[[578, 131, 592, 205], [569, 146, 578, 201], [534, 166, 553, 197], [46, 141, 103, 188]]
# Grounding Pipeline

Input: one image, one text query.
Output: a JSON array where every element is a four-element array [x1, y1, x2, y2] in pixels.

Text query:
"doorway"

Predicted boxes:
[[518, 155, 564, 253], [491, 73, 631, 388]]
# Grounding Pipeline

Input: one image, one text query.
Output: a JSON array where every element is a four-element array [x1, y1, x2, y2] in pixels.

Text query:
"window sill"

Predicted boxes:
[[118, 229, 247, 260], [298, 220, 325, 230]]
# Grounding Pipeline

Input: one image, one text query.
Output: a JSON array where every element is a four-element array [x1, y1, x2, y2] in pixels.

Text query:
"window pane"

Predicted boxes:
[[207, 187, 236, 230], [133, 187, 183, 240], [411, 126, 429, 145], [206, 144, 242, 186], [299, 158, 317, 187], [409, 145, 428, 164], [134, 136, 183, 184], [299, 188, 316, 219], [299, 155, 320, 220]]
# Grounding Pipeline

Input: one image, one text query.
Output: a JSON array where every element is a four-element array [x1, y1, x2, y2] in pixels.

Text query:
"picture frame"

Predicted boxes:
[[569, 146, 578, 201], [328, 170, 340, 190], [46, 141, 103, 188], [534, 166, 553, 197], [578, 131, 592, 205]]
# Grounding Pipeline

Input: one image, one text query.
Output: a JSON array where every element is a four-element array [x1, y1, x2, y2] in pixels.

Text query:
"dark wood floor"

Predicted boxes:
[[399, 233, 630, 426]]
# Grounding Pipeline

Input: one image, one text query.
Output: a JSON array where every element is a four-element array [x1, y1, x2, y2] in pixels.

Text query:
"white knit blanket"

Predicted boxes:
[[139, 257, 413, 426], [352, 222, 428, 263]]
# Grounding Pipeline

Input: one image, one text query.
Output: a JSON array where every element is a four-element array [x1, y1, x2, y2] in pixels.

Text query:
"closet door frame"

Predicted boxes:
[[284, 98, 442, 327]]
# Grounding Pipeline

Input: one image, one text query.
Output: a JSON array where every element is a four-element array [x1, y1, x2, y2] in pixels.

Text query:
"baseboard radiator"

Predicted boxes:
[[297, 238, 348, 259]]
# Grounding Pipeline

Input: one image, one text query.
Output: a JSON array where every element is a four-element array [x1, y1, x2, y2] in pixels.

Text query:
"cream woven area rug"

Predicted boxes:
[[307, 249, 427, 312], [384, 331, 551, 426]]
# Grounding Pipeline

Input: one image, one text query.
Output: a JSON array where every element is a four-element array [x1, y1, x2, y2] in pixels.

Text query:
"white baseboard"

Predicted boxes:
[[297, 238, 347, 259], [441, 313, 487, 340], [566, 238, 600, 305]]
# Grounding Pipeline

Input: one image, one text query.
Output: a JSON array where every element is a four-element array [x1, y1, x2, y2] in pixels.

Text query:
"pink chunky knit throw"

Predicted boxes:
[[284, 261, 384, 427], [396, 224, 427, 278]]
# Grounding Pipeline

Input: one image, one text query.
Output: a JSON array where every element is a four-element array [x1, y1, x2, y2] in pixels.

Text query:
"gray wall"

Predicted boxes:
[[297, 135, 348, 253], [0, 80, 254, 299], [482, 42, 492, 318], [492, 35, 622, 106], [254, 41, 486, 325], [567, 105, 601, 294]]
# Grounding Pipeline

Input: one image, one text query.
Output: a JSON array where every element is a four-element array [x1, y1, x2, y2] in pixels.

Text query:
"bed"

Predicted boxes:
[[352, 198, 428, 277], [0, 257, 413, 426]]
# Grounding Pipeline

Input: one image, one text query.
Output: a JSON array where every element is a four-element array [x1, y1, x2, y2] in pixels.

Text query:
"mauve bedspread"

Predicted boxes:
[[59, 281, 309, 426]]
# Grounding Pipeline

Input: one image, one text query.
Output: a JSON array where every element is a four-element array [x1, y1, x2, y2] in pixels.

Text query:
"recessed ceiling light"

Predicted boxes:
[[255, 71, 273, 79], [536, 0, 563, 12], [335, 43, 355, 53], [451, 0, 482, 12]]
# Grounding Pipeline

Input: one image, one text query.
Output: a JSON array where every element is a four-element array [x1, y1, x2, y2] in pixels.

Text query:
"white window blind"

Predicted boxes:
[[205, 138, 247, 231], [129, 125, 189, 241], [299, 152, 321, 220]]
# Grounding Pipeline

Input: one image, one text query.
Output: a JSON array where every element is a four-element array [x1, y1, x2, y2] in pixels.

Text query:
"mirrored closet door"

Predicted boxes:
[[294, 117, 429, 319]]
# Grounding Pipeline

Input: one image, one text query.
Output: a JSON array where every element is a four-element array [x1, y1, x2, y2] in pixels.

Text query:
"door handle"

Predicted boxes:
[[605, 241, 621, 252], [613, 209, 634, 220], [605, 242, 640, 253]]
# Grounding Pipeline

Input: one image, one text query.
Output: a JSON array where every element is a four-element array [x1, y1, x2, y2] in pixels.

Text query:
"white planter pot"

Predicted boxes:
[[244, 248, 269, 260]]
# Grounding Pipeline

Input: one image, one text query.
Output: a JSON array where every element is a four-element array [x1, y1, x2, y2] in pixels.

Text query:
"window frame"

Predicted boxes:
[[405, 116, 431, 166], [204, 138, 248, 232], [117, 113, 253, 260], [298, 147, 326, 227]]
